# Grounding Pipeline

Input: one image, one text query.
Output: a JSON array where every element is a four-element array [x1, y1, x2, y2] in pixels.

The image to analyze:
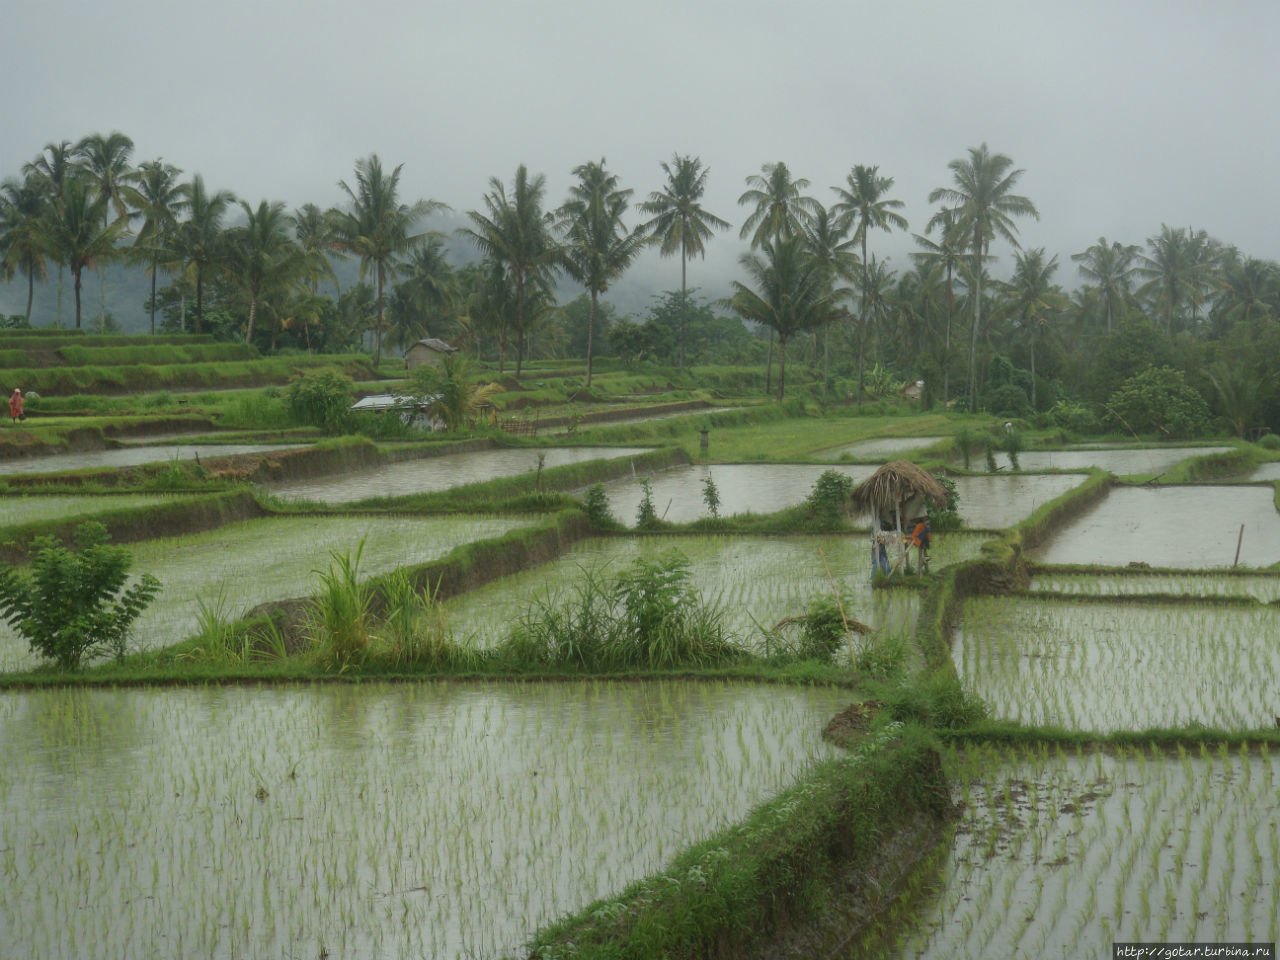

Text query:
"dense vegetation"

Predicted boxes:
[[3, 134, 1278, 437]]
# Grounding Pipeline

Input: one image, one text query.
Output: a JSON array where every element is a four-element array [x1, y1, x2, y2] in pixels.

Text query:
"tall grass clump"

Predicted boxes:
[[308, 542, 372, 669], [501, 552, 740, 670], [582, 483, 620, 529], [375, 569, 480, 669]]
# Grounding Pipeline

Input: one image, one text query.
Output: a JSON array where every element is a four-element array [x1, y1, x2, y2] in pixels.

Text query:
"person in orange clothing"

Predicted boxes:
[[8, 388, 23, 424], [908, 515, 930, 567]]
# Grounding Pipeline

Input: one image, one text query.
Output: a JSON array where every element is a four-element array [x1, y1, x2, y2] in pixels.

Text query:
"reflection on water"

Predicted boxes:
[[950, 473, 1087, 528], [0, 681, 850, 960], [1030, 485, 1280, 567], [0, 443, 308, 476], [593, 463, 879, 525], [270, 445, 651, 503], [992, 446, 1231, 474]]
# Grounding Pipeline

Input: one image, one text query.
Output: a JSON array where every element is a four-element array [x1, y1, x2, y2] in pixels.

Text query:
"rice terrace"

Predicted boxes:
[[2, 138, 1280, 960]]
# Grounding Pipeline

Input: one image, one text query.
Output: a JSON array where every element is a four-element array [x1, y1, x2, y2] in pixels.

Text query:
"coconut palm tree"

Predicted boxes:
[[1071, 236, 1140, 335], [333, 155, 445, 365], [1214, 253, 1279, 330], [638, 154, 731, 372], [462, 165, 557, 376], [170, 174, 235, 335], [912, 206, 966, 404], [737, 162, 820, 248], [43, 179, 129, 329], [929, 144, 1039, 411], [1001, 248, 1067, 409], [389, 233, 457, 352], [225, 200, 302, 345], [24, 141, 78, 326], [801, 204, 856, 403], [76, 132, 137, 329], [293, 202, 342, 296], [726, 237, 835, 400], [131, 159, 186, 335], [1136, 225, 1221, 335], [557, 159, 649, 387], [0, 174, 51, 324], [832, 165, 908, 404]]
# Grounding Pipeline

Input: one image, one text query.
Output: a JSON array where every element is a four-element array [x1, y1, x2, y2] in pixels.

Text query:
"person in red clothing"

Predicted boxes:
[[908, 516, 930, 567], [8, 388, 23, 424]]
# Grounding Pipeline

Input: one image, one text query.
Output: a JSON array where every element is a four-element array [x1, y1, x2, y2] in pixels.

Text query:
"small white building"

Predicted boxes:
[[350, 393, 445, 431]]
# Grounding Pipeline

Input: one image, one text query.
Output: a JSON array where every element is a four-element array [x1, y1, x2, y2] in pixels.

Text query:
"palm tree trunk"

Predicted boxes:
[[776, 334, 787, 401], [98, 263, 107, 331], [73, 265, 83, 330], [943, 267, 953, 405], [821, 324, 829, 406], [764, 330, 773, 396], [586, 290, 597, 388], [246, 297, 258, 345], [1029, 327, 1037, 409], [678, 250, 687, 374], [195, 267, 204, 336], [149, 255, 158, 335], [25, 270, 35, 325], [968, 248, 982, 412], [514, 271, 524, 379], [56, 266, 64, 328], [374, 263, 385, 365]]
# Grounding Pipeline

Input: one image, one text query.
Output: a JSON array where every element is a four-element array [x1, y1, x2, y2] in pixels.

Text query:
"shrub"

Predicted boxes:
[[0, 522, 160, 669], [635, 478, 659, 529], [1107, 365, 1211, 438], [701, 472, 721, 519], [1256, 433, 1280, 451], [854, 633, 908, 681], [798, 594, 851, 660], [582, 483, 618, 528], [928, 475, 963, 532], [288, 368, 355, 433], [1002, 428, 1023, 470], [953, 427, 978, 469], [1046, 399, 1103, 434], [804, 470, 853, 530]]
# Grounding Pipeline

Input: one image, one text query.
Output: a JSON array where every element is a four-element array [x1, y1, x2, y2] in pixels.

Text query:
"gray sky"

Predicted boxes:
[[4, 0, 1277, 313]]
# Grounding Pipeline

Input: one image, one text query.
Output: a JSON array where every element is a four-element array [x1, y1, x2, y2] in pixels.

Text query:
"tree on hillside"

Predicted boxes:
[[1136, 225, 1220, 335], [131, 159, 186, 335], [293, 202, 342, 296], [43, 179, 129, 330], [24, 141, 78, 326], [800, 204, 856, 404], [912, 206, 966, 404], [1071, 236, 1140, 336], [726, 237, 835, 400], [225, 199, 302, 346], [557, 158, 649, 387], [462, 165, 557, 377], [929, 143, 1039, 411], [76, 132, 137, 329], [737, 162, 820, 248], [1001, 248, 1067, 409], [169, 175, 235, 335], [0, 174, 51, 324], [389, 233, 457, 353], [832, 165, 908, 405], [638, 153, 730, 372], [333, 155, 445, 365]]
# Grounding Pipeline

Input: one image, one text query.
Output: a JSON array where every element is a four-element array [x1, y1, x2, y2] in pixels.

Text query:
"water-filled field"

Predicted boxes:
[[0, 680, 851, 960], [845, 744, 1280, 959], [1252, 461, 1280, 482], [1029, 484, 1280, 568], [268, 446, 651, 503], [1031, 570, 1280, 602], [0, 443, 308, 476], [947, 473, 1087, 528], [991, 446, 1232, 474], [0, 492, 192, 528], [590, 463, 879, 525], [0, 514, 536, 672], [818, 436, 947, 460], [953, 595, 1280, 730], [440, 533, 992, 651]]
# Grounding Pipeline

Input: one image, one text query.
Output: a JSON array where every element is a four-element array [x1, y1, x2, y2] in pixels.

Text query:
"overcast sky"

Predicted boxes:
[[3, 0, 1277, 313]]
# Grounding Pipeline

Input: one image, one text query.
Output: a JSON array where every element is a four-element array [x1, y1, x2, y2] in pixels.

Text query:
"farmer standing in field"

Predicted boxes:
[[8, 388, 23, 424]]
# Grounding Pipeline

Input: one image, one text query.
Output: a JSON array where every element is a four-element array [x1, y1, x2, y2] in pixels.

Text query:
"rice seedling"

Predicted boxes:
[[953, 594, 1280, 731], [1031, 570, 1280, 603], [0, 680, 852, 959]]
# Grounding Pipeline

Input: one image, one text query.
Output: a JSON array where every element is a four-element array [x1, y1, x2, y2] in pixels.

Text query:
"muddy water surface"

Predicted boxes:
[[818, 436, 947, 460], [949, 473, 1087, 528], [270, 446, 651, 503], [1030, 484, 1280, 567], [0, 442, 308, 476], [992, 445, 1232, 474]]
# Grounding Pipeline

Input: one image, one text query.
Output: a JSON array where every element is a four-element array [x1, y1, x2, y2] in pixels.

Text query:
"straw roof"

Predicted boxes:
[[848, 460, 949, 515]]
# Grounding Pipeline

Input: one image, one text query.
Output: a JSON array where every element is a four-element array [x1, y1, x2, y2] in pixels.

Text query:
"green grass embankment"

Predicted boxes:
[[519, 723, 949, 960]]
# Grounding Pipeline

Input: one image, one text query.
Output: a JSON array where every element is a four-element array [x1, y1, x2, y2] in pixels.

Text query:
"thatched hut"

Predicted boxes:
[[849, 460, 950, 575]]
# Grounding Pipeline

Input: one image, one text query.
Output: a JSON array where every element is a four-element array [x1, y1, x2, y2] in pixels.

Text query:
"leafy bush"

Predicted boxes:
[[799, 594, 852, 660], [1256, 433, 1280, 451], [701, 472, 721, 519], [984, 382, 1031, 418], [1002, 428, 1023, 470], [1107, 365, 1211, 438], [635, 478, 659, 529], [582, 483, 618, 528], [953, 427, 978, 469], [854, 633, 908, 681], [927, 474, 963, 532], [1046, 399, 1103, 434], [287, 368, 356, 433], [804, 470, 853, 530], [0, 522, 160, 669]]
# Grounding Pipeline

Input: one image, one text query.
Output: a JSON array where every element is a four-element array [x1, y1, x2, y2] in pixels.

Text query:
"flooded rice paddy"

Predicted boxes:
[[991, 445, 1233, 474], [953, 595, 1280, 730], [947, 473, 1087, 528], [1251, 461, 1280, 482], [0, 680, 851, 960], [0, 514, 537, 672], [1029, 484, 1280, 568], [0, 443, 308, 476], [268, 446, 651, 503], [589, 463, 878, 525], [1031, 570, 1280, 602], [440, 533, 992, 651], [845, 744, 1279, 959], [0, 492, 192, 528]]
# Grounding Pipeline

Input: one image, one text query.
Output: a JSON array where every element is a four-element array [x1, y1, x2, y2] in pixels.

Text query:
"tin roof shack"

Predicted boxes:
[[349, 393, 444, 431], [405, 338, 459, 370]]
